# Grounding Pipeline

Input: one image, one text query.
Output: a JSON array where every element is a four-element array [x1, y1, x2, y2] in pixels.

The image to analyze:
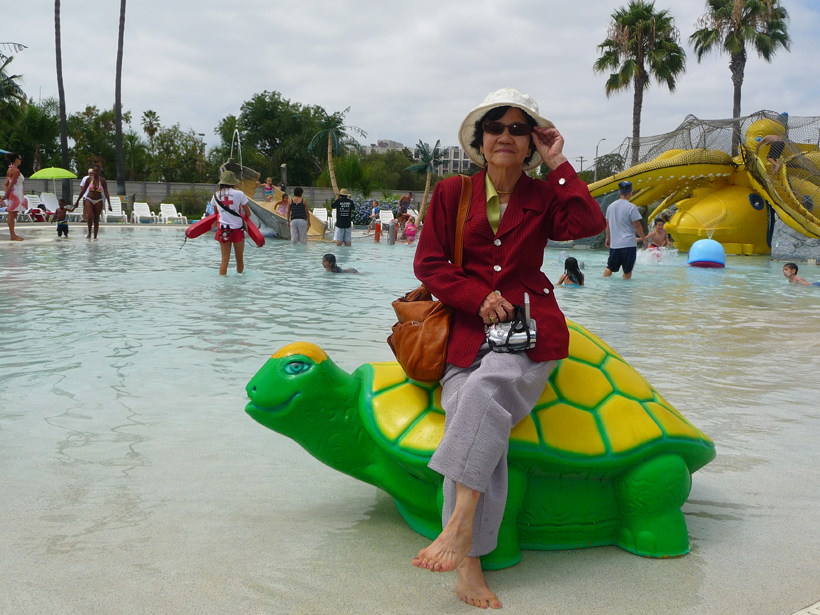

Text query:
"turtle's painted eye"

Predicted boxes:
[[284, 361, 312, 375]]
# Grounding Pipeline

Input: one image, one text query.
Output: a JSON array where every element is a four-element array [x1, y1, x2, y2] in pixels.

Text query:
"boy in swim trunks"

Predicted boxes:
[[604, 181, 648, 280], [52, 199, 74, 237], [782, 262, 820, 286], [646, 218, 671, 249]]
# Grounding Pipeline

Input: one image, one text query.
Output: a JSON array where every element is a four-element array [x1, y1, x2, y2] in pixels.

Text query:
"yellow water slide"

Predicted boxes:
[[742, 118, 820, 240], [588, 149, 770, 254]]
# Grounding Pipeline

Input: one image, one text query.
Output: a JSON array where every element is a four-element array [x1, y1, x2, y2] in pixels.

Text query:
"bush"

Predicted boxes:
[[349, 193, 401, 225]]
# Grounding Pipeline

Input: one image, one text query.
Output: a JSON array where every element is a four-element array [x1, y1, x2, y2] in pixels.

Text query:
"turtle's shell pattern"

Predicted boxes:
[[358, 319, 715, 475]]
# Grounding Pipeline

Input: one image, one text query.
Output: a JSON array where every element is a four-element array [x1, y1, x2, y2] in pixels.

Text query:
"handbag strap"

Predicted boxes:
[[454, 174, 472, 268]]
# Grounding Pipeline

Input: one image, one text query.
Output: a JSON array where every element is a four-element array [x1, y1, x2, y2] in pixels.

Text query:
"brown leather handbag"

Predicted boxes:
[[387, 175, 472, 381]]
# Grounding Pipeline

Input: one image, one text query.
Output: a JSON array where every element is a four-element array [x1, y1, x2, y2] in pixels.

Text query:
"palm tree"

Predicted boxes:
[[690, 0, 790, 154], [307, 107, 365, 196], [406, 140, 446, 224], [114, 0, 127, 196], [141, 110, 160, 178], [0, 44, 26, 105], [593, 1, 686, 167], [54, 1, 71, 202]]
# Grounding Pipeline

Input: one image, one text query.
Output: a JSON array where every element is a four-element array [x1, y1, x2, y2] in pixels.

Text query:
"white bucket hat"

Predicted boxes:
[[458, 87, 554, 172]]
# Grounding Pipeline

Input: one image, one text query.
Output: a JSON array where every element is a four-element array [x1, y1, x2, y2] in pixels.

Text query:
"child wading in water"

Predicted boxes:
[[322, 253, 358, 273], [51, 199, 75, 237], [557, 256, 584, 286], [646, 218, 672, 248], [783, 262, 820, 286]]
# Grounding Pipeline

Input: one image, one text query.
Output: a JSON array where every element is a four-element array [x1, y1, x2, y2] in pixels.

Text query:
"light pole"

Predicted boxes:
[[594, 138, 606, 183]]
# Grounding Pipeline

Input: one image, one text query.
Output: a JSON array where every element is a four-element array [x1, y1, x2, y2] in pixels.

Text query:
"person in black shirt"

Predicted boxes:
[[287, 187, 310, 245], [331, 188, 354, 246]]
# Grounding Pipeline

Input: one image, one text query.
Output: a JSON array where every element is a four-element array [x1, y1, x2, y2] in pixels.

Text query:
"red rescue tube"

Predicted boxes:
[[243, 215, 265, 247], [185, 213, 218, 239], [185, 213, 265, 247]]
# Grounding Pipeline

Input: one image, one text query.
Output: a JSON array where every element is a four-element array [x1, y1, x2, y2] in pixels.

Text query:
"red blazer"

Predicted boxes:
[[414, 163, 606, 367]]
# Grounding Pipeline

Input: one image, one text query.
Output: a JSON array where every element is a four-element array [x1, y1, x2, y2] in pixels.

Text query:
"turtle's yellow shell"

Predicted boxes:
[[358, 319, 715, 474]]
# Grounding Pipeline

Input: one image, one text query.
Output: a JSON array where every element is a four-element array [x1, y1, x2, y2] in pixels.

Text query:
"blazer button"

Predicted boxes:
[[493, 265, 502, 272], [543, 288, 550, 294], [494, 238, 501, 246], [558, 178, 566, 185]]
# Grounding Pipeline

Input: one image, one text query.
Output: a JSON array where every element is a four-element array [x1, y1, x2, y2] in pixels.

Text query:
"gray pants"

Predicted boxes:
[[428, 345, 554, 557], [290, 219, 308, 244]]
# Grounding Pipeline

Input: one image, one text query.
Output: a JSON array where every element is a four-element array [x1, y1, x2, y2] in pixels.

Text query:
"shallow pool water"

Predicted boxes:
[[1, 227, 819, 614]]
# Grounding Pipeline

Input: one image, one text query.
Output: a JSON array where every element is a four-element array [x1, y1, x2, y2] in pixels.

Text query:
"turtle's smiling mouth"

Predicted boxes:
[[246, 392, 300, 416]]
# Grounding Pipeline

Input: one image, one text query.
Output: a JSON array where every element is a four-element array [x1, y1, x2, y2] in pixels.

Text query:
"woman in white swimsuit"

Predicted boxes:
[[74, 165, 111, 239], [3, 152, 26, 241]]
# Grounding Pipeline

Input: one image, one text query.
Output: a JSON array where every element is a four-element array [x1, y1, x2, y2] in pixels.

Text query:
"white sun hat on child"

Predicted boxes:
[[458, 87, 554, 172]]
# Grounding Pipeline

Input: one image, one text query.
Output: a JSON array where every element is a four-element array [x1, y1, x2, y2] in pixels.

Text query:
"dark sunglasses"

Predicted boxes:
[[482, 120, 533, 137]]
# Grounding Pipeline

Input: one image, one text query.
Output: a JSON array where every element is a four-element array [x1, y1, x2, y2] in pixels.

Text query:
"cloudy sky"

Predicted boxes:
[[5, 0, 820, 169]]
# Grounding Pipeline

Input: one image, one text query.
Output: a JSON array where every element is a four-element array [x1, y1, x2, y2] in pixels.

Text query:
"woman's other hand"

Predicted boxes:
[[479, 292, 515, 325], [533, 127, 568, 170]]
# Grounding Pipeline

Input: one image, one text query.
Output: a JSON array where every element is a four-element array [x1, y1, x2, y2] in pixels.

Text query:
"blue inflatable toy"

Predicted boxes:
[[688, 239, 726, 268]]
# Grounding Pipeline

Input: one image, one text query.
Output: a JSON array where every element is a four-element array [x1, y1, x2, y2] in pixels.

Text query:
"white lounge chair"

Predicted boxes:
[[40, 192, 60, 219], [131, 202, 157, 224], [159, 203, 187, 224], [103, 197, 128, 224], [311, 207, 329, 236], [379, 210, 395, 226], [312, 207, 328, 226]]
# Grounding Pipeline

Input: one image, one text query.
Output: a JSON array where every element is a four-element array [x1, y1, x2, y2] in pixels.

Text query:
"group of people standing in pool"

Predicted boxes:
[[551, 180, 673, 288], [3, 152, 112, 241]]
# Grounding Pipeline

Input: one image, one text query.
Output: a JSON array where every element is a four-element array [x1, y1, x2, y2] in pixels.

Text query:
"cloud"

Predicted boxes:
[[6, 0, 819, 168]]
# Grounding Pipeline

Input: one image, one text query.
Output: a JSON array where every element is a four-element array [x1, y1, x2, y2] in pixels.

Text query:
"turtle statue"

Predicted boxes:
[[245, 320, 716, 570]]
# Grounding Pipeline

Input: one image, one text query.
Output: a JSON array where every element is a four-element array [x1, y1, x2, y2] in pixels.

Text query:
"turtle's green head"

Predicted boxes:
[[245, 342, 359, 442]]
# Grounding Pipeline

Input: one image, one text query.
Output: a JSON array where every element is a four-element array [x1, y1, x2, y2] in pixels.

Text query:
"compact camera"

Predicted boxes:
[[485, 293, 537, 353]]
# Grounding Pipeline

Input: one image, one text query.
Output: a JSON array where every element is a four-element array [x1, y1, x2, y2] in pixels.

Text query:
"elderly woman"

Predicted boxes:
[[412, 88, 606, 609]]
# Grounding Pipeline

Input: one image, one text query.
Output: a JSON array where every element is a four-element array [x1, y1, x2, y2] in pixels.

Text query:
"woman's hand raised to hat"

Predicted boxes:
[[533, 127, 568, 170]]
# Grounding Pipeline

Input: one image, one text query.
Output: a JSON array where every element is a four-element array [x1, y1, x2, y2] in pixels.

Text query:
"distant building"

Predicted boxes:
[[412, 145, 472, 175], [362, 139, 407, 156]]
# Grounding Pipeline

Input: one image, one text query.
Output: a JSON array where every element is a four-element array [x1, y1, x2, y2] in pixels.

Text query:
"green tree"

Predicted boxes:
[[213, 92, 328, 186], [593, 1, 687, 167], [123, 129, 148, 180], [152, 124, 209, 183], [2, 99, 62, 176], [308, 107, 366, 196], [690, 0, 790, 154], [406, 140, 446, 223], [141, 110, 160, 178], [20, 98, 61, 172], [0, 53, 26, 131], [114, 0, 128, 195], [68, 105, 129, 177]]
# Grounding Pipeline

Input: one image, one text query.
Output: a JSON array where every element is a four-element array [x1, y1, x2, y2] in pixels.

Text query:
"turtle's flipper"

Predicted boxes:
[[615, 453, 692, 557]]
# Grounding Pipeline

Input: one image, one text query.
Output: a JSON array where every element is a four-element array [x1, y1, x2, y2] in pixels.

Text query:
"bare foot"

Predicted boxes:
[[456, 557, 502, 609], [412, 487, 479, 572], [86, 233, 91, 239], [10, 235, 24, 241]]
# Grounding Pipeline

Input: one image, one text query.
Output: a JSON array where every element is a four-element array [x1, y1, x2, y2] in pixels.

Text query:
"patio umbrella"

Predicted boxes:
[[30, 167, 78, 194]]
